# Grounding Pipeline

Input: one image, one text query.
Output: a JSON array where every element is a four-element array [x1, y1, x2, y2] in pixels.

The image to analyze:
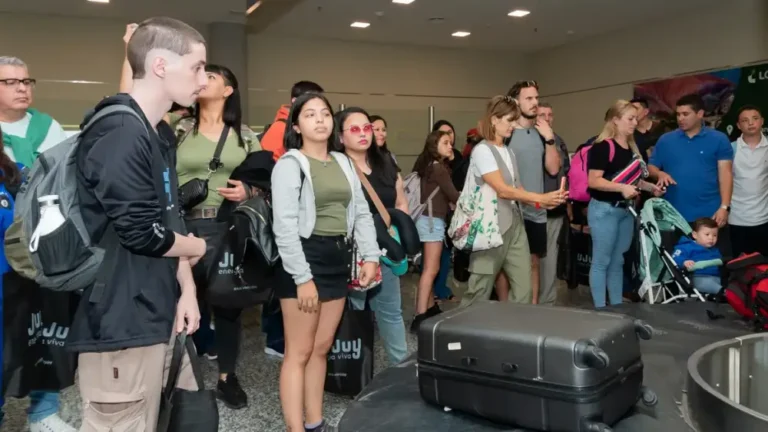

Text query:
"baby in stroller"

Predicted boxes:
[[672, 217, 723, 294]]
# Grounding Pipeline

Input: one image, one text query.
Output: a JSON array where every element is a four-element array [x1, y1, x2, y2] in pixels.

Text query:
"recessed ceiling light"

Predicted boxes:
[[392, 0, 415, 4], [88, 0, 109, 3], [452, 31, 471, 38], [350, 21, 371, 28], [508, 10, 530, 17]]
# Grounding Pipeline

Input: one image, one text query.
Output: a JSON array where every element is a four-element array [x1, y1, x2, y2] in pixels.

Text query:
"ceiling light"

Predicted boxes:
[[452, 31, 471, 38], [88, 0, 109, 3], [350, 22, 371, 28], [393, 0, 415, 4], [246, 0, 262, 15], [508, 10, 530, 17]]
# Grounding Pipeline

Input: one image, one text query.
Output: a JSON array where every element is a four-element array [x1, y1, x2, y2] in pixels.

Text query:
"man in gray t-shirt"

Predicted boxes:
[[507, 80, 562, 304]]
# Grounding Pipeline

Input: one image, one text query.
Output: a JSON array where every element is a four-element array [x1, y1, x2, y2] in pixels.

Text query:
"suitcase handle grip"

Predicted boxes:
[[575, 342, 610, 370]]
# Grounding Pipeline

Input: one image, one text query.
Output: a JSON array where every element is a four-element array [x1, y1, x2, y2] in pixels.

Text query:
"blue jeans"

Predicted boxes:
[[693, 275, 721, 295], [28, 391, 59, 422], [262, 297, 284, 352], [588, 200, 635, 308], [433, 244, 454, 299], [349, 265, 408, 365]]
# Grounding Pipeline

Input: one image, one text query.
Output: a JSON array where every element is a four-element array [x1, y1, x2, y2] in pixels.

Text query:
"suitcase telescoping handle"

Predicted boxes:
[[574, 341, 610, 370]]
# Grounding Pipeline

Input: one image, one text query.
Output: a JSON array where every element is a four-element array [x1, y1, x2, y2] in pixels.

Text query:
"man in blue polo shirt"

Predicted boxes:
[[649, 93, 733, 255]]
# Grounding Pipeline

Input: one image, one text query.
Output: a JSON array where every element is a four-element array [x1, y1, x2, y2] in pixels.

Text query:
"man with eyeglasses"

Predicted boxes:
[[0, 58, 73, 431], [0, 57, 68, 168]]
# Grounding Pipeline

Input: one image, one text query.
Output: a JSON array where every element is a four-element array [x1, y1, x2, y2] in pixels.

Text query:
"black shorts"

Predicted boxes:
[[274, 234, 351, 301], [524, 220, 547, 257]]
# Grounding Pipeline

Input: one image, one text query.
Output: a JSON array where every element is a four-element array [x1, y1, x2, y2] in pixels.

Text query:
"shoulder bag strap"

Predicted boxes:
[[207, 126, 231, 178], [354, 164, 391, 227], [163, 331, 206, 404]]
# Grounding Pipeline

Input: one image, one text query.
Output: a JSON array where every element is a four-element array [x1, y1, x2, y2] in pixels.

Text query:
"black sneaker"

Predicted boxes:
[[425, 303, 443, 317], [216, 374, 248, 410], [306, 420, 337, 432]]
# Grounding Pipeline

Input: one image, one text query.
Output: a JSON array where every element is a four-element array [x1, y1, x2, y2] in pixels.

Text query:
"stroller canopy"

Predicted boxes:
[[638, 198, 692, 283]]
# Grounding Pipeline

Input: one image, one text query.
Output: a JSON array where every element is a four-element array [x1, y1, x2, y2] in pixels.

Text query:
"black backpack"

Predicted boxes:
[[227, 195, 280, 302]]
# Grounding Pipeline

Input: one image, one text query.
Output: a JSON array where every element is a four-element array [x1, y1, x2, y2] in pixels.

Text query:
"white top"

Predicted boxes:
[[470, 142, 515, 178], [730, 134, 768, 226], [0, 112, 68, 162]]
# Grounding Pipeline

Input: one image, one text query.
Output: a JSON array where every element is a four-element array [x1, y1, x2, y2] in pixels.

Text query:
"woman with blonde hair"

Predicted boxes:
[[587, 100, 663, 308], [460, 96, 566, 307]]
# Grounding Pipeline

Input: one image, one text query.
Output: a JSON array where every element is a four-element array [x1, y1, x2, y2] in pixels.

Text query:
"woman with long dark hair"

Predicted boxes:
[[430, 120, 462, 303], [371, 115, 397, 165], [337, 107, 409, 365], [272, 94, 379, 431], [411, 130, 461, 330], [171, 64, 261, 410]]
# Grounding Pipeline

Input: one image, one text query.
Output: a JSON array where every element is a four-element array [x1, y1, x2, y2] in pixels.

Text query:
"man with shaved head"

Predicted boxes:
[[70, 17, 209, 430]]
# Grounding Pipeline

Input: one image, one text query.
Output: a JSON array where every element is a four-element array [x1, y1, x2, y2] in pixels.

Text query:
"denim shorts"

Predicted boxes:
[[416, 216, 446, 243]]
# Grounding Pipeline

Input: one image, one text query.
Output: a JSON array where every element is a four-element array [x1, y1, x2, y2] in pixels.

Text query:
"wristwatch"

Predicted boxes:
[[544, 138, 556, 146], [721, 205, 731, 212]]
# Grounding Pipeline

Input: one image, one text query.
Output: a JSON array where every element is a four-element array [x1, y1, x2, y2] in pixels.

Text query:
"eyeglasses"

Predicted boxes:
[[344, 124, 373, 134], [0, 78, 37, 88]]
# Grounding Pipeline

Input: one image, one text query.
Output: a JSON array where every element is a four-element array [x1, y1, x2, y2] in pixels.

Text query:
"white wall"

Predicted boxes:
[[0, 14, 210, 129], [0, 13, 529, 172], [247, 35, 529, 170], [531, 0, 768, 147]]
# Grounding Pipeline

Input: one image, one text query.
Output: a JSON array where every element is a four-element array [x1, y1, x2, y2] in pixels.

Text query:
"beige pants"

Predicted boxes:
[[538, 216, 564, 306], [461, 218, 533, 308], [78, 334, 198, 432]]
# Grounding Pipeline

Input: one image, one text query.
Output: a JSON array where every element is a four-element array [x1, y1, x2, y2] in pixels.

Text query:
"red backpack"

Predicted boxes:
[[723, 253, 768, 330]]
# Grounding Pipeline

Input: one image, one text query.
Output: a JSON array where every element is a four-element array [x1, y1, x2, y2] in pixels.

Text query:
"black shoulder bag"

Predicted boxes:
[[157, 331, 219, 432], [178, 126, 230, 211]]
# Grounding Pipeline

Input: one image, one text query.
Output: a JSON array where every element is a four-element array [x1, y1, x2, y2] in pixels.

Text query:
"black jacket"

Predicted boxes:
[[68, 95, 185, 353]]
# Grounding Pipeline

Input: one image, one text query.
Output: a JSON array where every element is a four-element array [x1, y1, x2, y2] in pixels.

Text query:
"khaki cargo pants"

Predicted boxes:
[[460, 217, 533, 307], [78, 333, 198, 432]]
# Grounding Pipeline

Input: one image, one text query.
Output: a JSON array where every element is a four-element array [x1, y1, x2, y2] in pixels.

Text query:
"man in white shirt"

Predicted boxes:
[[729, 105, 768, 257], [0, 56, 68, 167], [0, 56, 74, 432]]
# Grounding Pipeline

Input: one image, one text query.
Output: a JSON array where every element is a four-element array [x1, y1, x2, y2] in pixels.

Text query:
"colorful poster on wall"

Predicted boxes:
[[633, 62, 768, 141]]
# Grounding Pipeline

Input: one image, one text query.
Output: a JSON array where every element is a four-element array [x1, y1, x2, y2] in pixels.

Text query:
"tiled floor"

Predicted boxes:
[[3, 273, 593, 431]]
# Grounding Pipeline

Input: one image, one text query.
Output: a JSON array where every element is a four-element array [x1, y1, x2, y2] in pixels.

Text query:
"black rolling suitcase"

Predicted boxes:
[[417, 302, 658, 432]]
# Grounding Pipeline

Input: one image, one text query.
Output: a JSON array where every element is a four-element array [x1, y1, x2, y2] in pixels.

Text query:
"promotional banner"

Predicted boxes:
[[634, 62, 768, 141]]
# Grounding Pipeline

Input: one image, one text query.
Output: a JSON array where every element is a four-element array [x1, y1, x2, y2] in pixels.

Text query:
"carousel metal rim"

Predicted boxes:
[[686, 333, 768, 428]]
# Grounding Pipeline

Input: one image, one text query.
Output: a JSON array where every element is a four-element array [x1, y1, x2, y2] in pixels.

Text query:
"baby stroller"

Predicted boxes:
[[630, 198, 707, 304]]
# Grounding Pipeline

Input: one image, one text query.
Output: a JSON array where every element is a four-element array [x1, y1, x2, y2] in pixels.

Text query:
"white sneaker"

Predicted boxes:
[[29, 414, 76, 432], [264, 346, 284, 359]]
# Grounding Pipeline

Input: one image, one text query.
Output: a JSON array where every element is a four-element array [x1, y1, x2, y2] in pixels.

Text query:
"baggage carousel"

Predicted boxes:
[[338, 302, 765, 432]]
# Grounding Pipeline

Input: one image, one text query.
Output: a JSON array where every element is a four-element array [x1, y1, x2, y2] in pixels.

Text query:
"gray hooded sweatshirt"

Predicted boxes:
[[271, 149, 381, 285]]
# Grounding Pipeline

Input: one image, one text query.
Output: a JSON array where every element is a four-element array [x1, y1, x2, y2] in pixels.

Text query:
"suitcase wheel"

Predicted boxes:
[[575, 342, 610, 370], [640, 386, 658, 407], [582, 419, 612, 432], [633, 319, 654, 340]]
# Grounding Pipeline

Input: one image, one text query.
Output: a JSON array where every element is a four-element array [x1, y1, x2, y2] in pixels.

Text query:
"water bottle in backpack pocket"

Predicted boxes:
[[4, 105, 145, 291]]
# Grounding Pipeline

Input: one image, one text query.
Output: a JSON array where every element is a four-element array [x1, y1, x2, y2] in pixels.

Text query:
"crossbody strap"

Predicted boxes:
[[207, 126, 231, 176], [354, 164, 391, 227]]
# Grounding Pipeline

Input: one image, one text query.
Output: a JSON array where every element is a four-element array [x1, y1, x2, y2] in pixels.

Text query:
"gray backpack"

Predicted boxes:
[[4, 105, 147, 291]]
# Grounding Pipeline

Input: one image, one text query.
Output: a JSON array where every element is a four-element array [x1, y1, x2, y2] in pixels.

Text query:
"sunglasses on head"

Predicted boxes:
[[344, 124, 373, 134]]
